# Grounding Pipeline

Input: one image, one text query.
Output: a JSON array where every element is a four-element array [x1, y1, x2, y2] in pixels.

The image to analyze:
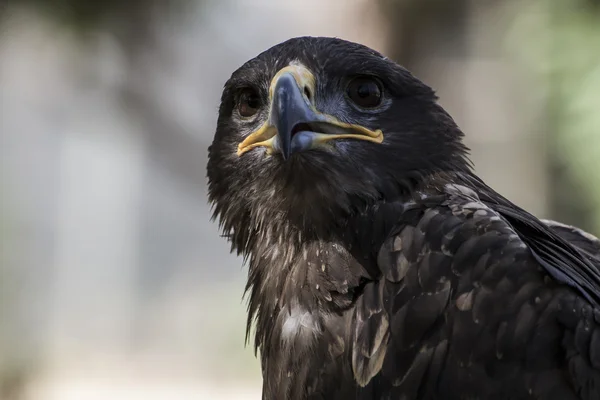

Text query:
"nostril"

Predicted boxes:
[[303, 86, 312, 101]]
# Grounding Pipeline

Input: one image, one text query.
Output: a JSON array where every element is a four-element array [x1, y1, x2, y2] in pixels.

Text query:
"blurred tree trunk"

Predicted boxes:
[[380, 0, 470, 72]]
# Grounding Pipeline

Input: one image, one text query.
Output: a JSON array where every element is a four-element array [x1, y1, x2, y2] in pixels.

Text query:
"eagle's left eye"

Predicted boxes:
[[346, 76, 383, 109]]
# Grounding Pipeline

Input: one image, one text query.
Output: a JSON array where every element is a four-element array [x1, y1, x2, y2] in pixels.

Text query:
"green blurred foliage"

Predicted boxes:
[[4, 0, 144, 31], [0, 0, 193, 42], [507, 0, 600, 235]]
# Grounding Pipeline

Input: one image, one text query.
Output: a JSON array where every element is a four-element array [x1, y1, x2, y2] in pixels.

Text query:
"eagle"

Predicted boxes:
[[206, 37, 600, 399]]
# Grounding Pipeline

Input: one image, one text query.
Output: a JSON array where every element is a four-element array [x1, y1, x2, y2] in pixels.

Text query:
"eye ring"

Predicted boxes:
[[237, 88, 261, 118], [346, 76, 383, 109]]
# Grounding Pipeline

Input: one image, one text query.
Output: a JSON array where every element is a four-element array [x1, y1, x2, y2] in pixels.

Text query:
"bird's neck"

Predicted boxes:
[[243, 195, 409, 355]]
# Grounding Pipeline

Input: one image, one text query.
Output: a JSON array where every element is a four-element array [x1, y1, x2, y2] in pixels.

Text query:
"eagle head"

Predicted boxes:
[[207, 37, 470, 255]]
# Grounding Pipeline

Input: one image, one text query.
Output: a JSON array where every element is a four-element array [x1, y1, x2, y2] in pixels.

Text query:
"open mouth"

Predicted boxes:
[[291, 122, 314, 137], [291, 121, 367, 137], [290, 120, 383, 143], [285, 121, 383, 156]]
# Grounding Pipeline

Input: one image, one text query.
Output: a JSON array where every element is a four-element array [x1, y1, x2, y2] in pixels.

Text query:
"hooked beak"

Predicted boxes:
[[237, 64, 384, 159]]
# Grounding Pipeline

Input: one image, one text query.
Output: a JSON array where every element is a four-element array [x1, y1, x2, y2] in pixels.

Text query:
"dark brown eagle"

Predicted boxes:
[[206, 37, 600, 399]]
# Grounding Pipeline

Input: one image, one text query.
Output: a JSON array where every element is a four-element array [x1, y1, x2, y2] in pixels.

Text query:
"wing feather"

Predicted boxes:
[[351, 179, 600, 398]]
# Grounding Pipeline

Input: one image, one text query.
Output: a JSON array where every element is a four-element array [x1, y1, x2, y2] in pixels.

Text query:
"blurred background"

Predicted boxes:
[[1, 0, 599, 398]]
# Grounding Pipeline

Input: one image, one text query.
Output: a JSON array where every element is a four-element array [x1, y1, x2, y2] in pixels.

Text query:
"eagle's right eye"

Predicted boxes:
[[238, 88, 261, 118]]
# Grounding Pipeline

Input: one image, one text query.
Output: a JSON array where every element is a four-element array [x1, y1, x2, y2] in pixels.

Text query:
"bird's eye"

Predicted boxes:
[[238, 88, 261, 117], [346, 76, 383, 109]]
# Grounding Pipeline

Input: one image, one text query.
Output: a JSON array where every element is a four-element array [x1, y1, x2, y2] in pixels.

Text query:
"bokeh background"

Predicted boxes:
[[1, 0, 600, 398]]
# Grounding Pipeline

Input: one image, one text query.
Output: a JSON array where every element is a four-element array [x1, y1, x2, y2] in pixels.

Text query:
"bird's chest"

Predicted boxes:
[[258, 241, 368, 398], [268, 301, 355, 400]]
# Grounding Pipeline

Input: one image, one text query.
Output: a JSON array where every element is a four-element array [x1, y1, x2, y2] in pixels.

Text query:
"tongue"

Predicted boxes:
[[290, 131, 316, 153]]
